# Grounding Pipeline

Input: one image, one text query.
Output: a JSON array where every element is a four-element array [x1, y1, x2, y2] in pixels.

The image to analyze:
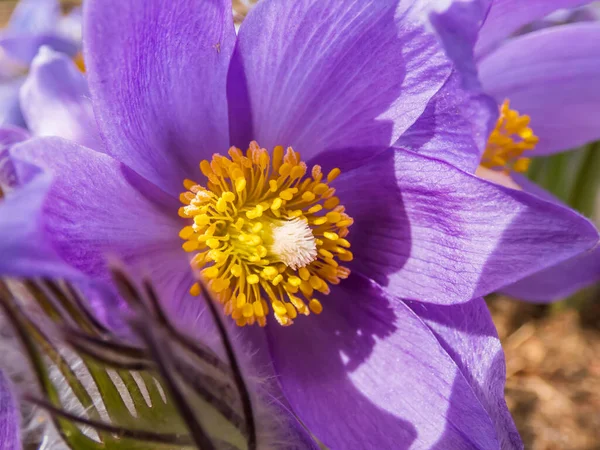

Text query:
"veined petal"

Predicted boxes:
[[0, 164, 79, 278], [228, 0, 452, 163], [503, 245, 600, 303], [500, 174, 600, 302], [479, 24, 600, 156], [407, 297, 523, 449], [332, 148, 599, 304], [8, 137, 186, 286], [395, 0, 498, 173], [475, 0, 592, 57], [395, 70, 498, 173], [426, 0, 491, 91], [20, 47, 102, 150], [0, 370, 20, 450], [84, 0, 236, 196], [266, 275, 503, 449]]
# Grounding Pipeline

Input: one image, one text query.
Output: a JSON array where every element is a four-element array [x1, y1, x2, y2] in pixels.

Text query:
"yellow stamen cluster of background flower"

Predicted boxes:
[[481, 100, 539, 173], [73, 52, 86, 72], [178, 142, 353, 327]]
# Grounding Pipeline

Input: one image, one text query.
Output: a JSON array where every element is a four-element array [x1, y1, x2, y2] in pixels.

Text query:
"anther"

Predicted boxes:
[[481, 100, 539, 173]]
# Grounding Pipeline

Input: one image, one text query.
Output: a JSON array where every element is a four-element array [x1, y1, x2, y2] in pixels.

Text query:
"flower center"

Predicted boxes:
[[268, 217, 317, 270], [481, 100, 539, 173], [178, 142, 353, 327]]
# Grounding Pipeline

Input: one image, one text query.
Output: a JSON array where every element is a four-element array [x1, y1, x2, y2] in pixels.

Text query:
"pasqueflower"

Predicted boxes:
[[400, 0, 600, 302], [0, 46, 100, 152], [0, 0, 598, 448], [477, 0, 600, 301]]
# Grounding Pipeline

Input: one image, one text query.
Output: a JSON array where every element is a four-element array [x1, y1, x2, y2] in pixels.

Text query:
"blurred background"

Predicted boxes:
[[0, 0, 78, 19], [0, 0, 598, 448]]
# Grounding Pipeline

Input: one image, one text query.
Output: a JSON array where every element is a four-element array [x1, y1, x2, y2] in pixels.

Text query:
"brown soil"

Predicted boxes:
[[489, 295, 600, 450]]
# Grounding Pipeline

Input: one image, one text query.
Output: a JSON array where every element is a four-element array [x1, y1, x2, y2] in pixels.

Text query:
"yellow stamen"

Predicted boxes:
[[73, 52, 86, 73], [179, 142, 352, 327], [481, 100, 539, 174]]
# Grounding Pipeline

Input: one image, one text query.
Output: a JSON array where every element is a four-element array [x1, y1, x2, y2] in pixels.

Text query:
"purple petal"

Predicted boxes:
[[7, 0, 60, 34], [0, 0, 77, 67], [0, 77, 26, 127], [84, 0, 236, 196], [394, 0, 499, 173], [0, 370, 20, 450], [525, 5, 600, 32], [475, 0, 592, 57], [427, 0, 492, 91], [231, 334, 322, 450], [505, 172, 558, 203], [333, 148, 599, 304], [0, 34, 78, 66], [20, 47, 102, 150], [500, 174, 600, 302], [0, 126, 30, 188], [479, 23, 600, 155], [228, 0, 452, 162], [266, 274, 503, 449], [0, 163, 78, 278], [266, 404, 320, 450], [503, 245, 600, 302], [8, 137, 187, 286], [8, 137, 211, 337], [5, 136, 218, 341], [0, 125, 29, 150], [395, 70, 497, 173], [407, 298, 523, 449]]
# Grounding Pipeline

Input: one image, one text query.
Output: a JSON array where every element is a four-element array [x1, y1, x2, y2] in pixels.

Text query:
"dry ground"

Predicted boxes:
[[490, 295, 600, 450]]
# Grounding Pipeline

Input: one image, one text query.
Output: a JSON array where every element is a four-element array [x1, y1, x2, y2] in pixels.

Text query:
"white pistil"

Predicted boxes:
[[269, 218, 317, 270]]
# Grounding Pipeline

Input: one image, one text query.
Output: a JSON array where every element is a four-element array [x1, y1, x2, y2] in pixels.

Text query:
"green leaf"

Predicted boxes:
[[568, 142, 600, 219], [527, 142, 600, 220], [0, 275, 255, 450]]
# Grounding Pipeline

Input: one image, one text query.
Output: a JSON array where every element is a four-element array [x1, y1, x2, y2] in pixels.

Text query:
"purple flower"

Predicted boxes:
[[481, 1, 600, 301], [0, 0, 82, 126], [477, 0, 600, 156], [16, 47, 100, 148], [1, 0, 598, 447], [476, 1, 600, 301], [399, 0, 600, 303]]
